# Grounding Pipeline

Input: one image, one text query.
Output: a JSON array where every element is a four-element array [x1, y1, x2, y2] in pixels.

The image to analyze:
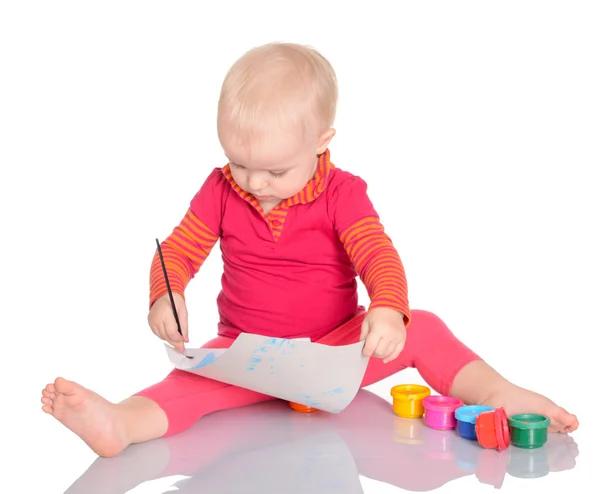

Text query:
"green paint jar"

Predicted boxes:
[[508, 414, 550, 449]]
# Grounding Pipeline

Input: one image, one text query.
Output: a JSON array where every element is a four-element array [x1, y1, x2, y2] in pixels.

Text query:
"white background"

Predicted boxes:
[[1, 1, 599, 492]]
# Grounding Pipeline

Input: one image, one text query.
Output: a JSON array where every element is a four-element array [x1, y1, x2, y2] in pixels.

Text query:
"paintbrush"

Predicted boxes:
[[155, 238, 192, 359]]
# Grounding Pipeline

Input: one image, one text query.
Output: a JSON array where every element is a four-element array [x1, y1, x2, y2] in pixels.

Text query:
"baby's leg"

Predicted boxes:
[[395, 311, 577, 433], [450, 361, 579, 433], [133, 369, 275, 437], [41, 336, 276, 457], [329, 310, 578, 433], [364, 310, 482, 395], [317, 309, 477, 394]]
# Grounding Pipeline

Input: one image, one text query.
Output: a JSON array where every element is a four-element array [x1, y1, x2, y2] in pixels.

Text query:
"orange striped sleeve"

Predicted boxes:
[[340, 217, 410, 325], [149, 208, 219, 306]]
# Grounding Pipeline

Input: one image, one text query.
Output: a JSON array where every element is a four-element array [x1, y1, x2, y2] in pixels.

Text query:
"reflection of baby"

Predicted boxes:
[[42, 41, 577, 457], [63, 390, 578, 494]]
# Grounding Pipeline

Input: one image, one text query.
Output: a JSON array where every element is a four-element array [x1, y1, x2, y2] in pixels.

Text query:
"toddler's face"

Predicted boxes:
[[221, 130, 321, 205]]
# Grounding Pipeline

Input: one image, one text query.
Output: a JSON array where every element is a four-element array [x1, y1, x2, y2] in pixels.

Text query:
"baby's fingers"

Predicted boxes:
[[167, 340, 185, 352], [383, 341, 404, 364], [375, 339, 396, 359], [362, 333, 381, 357], [151, 322, 165, 340], [164, 318, 183, 342], [153, 322, 176, 344]]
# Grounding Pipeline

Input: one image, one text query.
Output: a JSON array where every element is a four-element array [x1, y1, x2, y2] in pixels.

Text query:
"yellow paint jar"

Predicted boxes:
[[390, 384, 431, 418]]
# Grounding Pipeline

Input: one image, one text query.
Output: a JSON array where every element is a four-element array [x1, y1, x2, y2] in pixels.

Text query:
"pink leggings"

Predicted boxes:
[[136, 309, 480, 436]]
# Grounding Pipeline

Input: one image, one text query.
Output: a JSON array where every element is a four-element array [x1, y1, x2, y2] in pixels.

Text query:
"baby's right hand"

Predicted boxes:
[[148, 293, 189, 352]]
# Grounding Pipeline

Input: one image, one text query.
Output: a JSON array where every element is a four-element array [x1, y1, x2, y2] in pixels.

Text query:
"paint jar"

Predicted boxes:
[[454, 405, 494, 440], [475, 407, 510, 451], [390, 384, 431, 418], [422, 396, 464, 430], [508, 413, 550, 449], [289, 402, 318, 413]]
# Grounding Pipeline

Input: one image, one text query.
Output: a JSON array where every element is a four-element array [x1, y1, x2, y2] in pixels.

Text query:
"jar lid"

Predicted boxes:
[[507, 413, 550, 430], [390, 384, 430, 401], [455, 405, 495, 424], [423, 395, 463, 413], [495, 408, 510, 450]]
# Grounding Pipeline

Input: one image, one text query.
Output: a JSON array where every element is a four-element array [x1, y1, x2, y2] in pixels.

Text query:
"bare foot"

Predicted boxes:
[[41, 377, 130, 457], [482, 384, 579, 434], [451, 361, 578, 434]]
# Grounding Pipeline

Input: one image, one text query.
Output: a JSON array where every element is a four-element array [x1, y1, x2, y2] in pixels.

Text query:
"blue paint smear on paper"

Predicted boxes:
[[246, 337, 297, 371], [246, 355, 262, 371], [192, 352, 216, 369], [322, 387, 344, 395], [293, 393, 312, 400], [290, 393, 321, 408]]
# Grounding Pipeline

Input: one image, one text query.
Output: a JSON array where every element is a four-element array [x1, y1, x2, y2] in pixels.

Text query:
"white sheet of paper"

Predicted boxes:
[[165, 334, 369, 413]]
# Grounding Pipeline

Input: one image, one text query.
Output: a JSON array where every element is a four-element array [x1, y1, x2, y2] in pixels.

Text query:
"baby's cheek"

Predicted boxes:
[[284, 179, 309, 197]]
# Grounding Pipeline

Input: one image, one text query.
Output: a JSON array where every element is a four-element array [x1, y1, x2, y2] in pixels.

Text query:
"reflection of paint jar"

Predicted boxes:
[[289, 402, 318, 413], [423, 424, 454, 460], [453, 433, 482, 471], [423, 396, 464, 430], [475, 449, 510, 488], [508, 414, 550, 449], [475, 408, 510, 451], [507, 443, 549, 478], [390, 384, 430, 418], [455, 405, 494, 440], [392, 416, 424, 445]]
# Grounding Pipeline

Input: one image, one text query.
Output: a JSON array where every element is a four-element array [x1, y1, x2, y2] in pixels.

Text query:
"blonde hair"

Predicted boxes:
[[217, 42, 338, 144]]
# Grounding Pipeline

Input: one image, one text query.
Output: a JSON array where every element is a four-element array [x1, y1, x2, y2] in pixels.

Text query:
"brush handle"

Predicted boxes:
[[155, 238, 183, 336]]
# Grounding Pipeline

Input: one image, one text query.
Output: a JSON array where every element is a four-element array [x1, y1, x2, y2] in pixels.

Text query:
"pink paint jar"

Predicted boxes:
[[422, 396, 464, 430]]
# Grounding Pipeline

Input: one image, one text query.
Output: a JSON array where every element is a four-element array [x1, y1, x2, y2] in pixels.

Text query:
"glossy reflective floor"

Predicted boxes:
[[63, 390, 578, 493]]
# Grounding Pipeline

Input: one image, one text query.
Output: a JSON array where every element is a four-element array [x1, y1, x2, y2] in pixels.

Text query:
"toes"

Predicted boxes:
[[42, 389, 55, 399], [41, 397, 52, 406], [45, 383, 56, 394], [558, 409, 579, 431], [54, 377, 67, 389], [550, 409, 579, 433], [570, 415, 580, 430], [41, 404, 53, 414], [566, 420, 579, 433], [54, 377, 77, 395]]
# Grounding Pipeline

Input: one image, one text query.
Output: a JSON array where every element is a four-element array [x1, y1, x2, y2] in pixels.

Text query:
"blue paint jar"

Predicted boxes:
[[454, 405, 494, 440]]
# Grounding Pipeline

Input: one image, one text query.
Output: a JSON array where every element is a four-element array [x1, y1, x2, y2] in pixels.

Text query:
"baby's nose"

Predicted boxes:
[[249, 174, 268, 191]]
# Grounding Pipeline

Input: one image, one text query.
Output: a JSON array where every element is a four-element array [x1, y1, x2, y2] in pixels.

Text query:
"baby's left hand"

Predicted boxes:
[[361, 307, 406, 363]]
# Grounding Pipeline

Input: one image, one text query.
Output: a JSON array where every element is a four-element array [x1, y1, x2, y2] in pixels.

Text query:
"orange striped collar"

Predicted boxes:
[[222, 149, 335, 211]]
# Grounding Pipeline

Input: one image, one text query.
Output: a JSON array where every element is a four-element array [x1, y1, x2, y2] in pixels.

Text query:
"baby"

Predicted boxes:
[[41, 42, 578, 458]]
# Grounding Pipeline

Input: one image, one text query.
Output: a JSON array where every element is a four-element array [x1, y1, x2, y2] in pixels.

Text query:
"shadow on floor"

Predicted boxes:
[[64, 389, 579, 493]]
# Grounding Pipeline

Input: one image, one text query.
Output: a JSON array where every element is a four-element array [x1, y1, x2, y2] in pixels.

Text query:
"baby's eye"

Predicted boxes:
[[231, 162, 244, 169], [270, 171, 288, 178]]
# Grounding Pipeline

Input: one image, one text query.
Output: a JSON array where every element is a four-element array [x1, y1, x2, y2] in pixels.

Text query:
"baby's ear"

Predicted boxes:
[[316, 128, 336, 154]]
